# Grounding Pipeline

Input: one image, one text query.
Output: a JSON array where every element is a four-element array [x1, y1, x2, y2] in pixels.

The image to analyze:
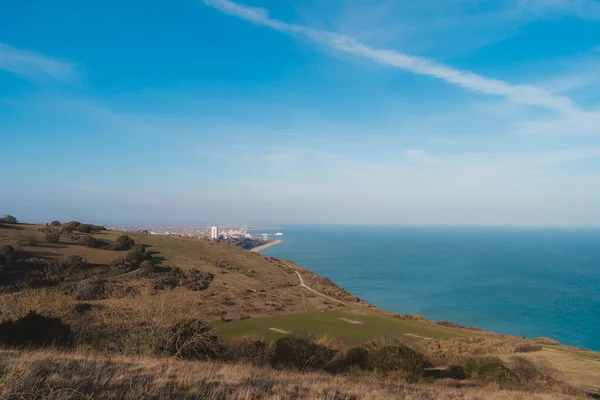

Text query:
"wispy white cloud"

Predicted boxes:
[[0, 42, 77, 82], [202, 0, 579, 114]]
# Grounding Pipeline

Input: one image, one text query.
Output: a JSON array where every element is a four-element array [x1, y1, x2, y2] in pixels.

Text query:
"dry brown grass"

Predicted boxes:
[[0, 348, 587, 400]]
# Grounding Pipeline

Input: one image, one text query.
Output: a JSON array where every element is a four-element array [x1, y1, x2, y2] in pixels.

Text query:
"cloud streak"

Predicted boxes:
[[0, 42, 77, 82], [203, 0, 580, 114]]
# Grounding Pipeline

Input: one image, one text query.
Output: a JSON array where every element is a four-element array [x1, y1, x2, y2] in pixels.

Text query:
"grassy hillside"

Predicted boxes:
[[1, 220, 599, 399]]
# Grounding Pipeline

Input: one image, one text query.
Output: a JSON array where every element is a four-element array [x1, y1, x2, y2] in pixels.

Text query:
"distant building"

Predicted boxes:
[[210, 226, 219, 240]]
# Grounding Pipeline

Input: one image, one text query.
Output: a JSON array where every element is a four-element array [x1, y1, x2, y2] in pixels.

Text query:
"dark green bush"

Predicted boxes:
[[44, 230, 61, 243], [125, 245, 153, 267], [0, 312, 72, 347], [0, 214, 18, 224], [346, 346, 369, 369], [112, 235, 135, 251], [226, 336, 268, 366], [478, 361, 520, 383], [268, 334, 334, 371], [65, 255, 87, 270], [465, 357, 520, 384], [61, 221, 81, 232], [367, 345, 425, 379], [77, 224, 93, 233], [0, 245, 16, 265], [140, 260, 157, 274]]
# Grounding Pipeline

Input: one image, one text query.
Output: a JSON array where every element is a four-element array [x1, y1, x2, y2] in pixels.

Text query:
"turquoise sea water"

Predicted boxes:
[[261, 226, 600, 351]]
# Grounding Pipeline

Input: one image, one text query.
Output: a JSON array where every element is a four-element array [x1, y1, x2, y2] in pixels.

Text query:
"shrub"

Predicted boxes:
[[0, 311, 72, 347], [514, 343, 543, 353], [140, 260, 157, 274], [534, 337, 560, 345], [75, 303, 93, 313], [368, 345, 426, 379], [112, 235, 135, 251], [49, 220, 61, 227], [226, 336, 268, 366], [268, 334, 334, 371], [346, 346, 369, 369], [163, 319, 224, 360], [61, 221, 81, 232], [75, 279, 106, 300], [125, 245, 153, 267], [466, 357, 520, 384], [77, 224, 93, 233], [0, 214, 18, 224], [509, 356, 560, 385], [65, 255, 87, 270], [0, 245, 16, 265], [44, 230, 61, 243]]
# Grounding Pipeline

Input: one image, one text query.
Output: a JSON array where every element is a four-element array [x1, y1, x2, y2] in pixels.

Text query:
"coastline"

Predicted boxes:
[[251, 239, 283, 253]]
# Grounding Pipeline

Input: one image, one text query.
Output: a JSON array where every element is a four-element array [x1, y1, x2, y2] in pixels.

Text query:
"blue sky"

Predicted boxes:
[[1, 0, 599, 226]]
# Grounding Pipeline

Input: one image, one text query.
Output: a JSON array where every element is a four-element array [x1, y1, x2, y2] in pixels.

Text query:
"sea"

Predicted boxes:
[[259, 225, 600, 351]]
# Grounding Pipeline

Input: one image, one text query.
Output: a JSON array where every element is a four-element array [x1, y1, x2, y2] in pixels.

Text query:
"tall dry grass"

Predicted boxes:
[[0, 348, 586, 400]]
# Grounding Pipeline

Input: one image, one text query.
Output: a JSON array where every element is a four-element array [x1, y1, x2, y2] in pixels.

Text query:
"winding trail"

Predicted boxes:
[[281, 260, 354, 307]]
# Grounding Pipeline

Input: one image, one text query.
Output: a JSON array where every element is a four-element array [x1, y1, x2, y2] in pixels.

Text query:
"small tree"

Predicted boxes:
[[368, 345, 426, 380], [44, 230, 61, 243], [1, 215, 18, 224], [49, 220, 61, 227], [164, 319, 225, 360], [140, 260, 157, 274], [268, 334, 334, 371], [65, 255, 86, 270], [0, 245, 16, 266], [77, 224, 93, 233], [112, 235, 135, 250], [125, 245, 152, 267]]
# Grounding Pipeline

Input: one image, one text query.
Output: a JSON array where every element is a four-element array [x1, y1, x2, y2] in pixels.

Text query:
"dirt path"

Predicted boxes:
[[269, 328, 291, 334], [404, 333, 432, 340], [280, 261, 354, 308], [338, 318, 363, 325]]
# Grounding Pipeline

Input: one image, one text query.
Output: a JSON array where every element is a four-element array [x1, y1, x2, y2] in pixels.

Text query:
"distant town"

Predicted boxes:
[[107, 224, 283, 242]]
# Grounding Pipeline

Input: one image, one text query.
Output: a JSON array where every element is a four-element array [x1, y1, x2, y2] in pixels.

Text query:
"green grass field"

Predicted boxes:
[[215, 308, 476, 344]]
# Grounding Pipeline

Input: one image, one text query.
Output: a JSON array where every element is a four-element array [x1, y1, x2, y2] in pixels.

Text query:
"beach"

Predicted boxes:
[[251, 240, 283, 253]]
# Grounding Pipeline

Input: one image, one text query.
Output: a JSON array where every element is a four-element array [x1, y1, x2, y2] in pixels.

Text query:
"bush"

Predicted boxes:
[[346, 346, 370, 369], [0, 214, 18, 224], [514, 343, 543, 353], [75, 279, 106, 300], [112, 235, 135, 251], [77, 224, 93, 233], [44, 230, 61, 243], [226, 336, 268, 366], [126, 245, 153, 267], [466, 357, 520, 384], [140, 260, 157, 274], [75, 303, 93, 313], [268, 334, 334, 371], [163, 319, 224, 360], [0, 312, 72, 347], [509, 356, 559, 385], [49, 220, 61, 227], [368, 345, 426, 379], [61, 221, 81, 232], [65, 255, 87, 270], [0, 245, 16, 265]]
